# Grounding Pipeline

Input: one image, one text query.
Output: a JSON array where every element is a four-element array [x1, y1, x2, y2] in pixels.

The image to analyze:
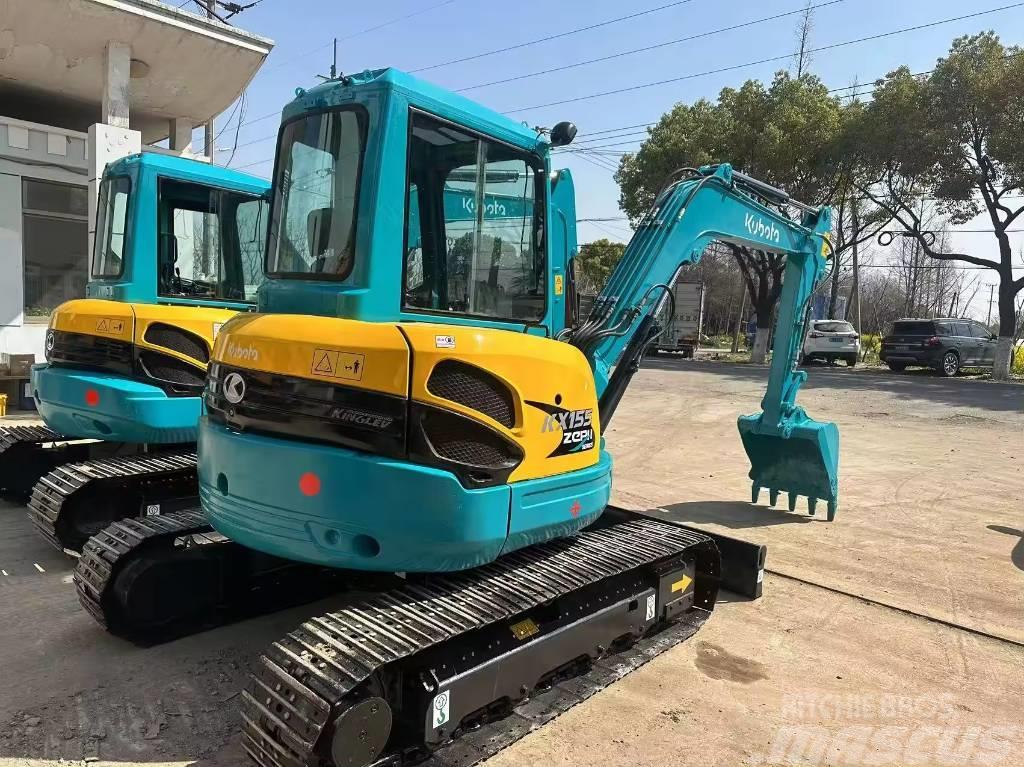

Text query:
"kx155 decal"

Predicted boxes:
[[526, 400, 596, 457]]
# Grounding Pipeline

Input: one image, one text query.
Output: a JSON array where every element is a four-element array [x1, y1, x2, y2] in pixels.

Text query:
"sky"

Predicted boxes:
[[185, 0, 1024, 318]]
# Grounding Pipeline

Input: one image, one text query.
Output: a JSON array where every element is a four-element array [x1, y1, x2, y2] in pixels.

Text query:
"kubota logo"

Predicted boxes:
[[226, 342, 259, 362], [461, 196, 506, 217], [745, 213, 781, 244], [223, 372, 246, 404]]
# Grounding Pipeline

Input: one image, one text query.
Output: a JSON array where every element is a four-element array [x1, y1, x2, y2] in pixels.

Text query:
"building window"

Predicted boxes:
[[22, 178, 89, 319]]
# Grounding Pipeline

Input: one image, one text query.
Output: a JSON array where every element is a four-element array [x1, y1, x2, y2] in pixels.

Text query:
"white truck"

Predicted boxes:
[[653, 280, 705, 357], [577, 279, 705, 358]]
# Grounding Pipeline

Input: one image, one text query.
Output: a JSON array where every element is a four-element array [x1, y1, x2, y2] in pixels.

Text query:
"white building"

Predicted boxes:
[[0, 0, 273, 363]]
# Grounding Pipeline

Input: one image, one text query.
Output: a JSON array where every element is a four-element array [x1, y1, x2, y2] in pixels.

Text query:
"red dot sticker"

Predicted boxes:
[[299, 472, 321, 497], [85, 389, 100, 407]]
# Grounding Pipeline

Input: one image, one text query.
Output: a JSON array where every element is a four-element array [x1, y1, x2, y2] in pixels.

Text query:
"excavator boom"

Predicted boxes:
[[570, 164, 839, 518]]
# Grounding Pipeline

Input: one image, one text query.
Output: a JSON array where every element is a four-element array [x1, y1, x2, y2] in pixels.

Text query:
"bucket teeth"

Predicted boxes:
[[752, 484, 837, 521]]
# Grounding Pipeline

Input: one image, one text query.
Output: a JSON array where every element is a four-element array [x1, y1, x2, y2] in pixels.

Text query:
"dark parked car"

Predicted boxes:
[[880, 318, 998, 376]]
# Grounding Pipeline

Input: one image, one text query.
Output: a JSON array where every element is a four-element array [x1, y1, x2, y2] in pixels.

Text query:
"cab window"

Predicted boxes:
[[403, 111, 546, 322], [157, 179, 268, 302], [267, 108, 366, 279], [93, 176, 131, 278]]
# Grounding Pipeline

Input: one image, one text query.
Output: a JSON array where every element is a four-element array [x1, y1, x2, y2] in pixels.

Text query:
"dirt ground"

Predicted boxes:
[[0, 361, 1021, 767]]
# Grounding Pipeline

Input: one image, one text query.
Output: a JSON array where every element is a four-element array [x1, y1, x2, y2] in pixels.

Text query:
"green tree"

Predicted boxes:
[[855, 33, 1024, 380], [575, 238, 626, 293], [616, 72, 843, 362]]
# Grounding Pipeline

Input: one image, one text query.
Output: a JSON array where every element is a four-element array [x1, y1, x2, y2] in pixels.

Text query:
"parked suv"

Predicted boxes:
[[802, 319, 860, 366], [880, 318, 997, 376]]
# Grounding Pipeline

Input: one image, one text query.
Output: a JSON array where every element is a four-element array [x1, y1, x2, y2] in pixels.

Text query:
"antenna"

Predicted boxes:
[[316, 38, 339, 81]]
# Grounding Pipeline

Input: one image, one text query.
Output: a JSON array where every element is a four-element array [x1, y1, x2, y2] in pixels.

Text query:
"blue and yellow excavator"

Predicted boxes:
[[74, 69, 840, 766], [0, 152, 268, 551]]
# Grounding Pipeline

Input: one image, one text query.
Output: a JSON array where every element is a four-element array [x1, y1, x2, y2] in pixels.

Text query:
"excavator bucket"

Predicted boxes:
[[738, 412, 840, 520]]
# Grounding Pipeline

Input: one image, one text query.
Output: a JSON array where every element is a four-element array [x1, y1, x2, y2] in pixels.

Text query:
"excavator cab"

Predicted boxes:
[[37, 153, 269, 443], [0, 153, 270, 550]]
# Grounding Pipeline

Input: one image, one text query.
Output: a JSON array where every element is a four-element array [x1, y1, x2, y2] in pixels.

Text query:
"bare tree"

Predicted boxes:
[[793, 0, 815, 77]]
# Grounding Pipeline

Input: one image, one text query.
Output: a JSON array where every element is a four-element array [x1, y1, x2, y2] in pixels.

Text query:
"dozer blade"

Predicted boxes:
[[738, 413, 839, 520]]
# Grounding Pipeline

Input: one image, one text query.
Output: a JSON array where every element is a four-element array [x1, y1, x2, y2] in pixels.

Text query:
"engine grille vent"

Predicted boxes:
[[139, 351, 205, 389], [47, 331, 132, 374], [426, 360, 515, 428], [422, 409, 519, 468], [144, 323, 210, 364]]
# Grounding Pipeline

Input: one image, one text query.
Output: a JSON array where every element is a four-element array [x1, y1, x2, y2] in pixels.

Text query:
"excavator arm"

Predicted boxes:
[[568, 163, 840, 519]]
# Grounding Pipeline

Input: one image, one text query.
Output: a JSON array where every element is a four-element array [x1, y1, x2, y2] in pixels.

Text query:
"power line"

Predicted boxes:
[[227, 0, 463, 136], [563, 52, 1020, 146], [455, 0, 848, 93], [858, 263, 1024, 271], [227, 10, 1024, 183], [578, 215, 1024, 233], [503, 3, 1024, 113], [409, 0, 698, 75], [572, 151, 621, 174], [260, 0, 459, 74]]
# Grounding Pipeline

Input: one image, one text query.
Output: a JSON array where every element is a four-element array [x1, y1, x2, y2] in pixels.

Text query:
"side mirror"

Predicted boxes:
[[550, 121, 577, 147]]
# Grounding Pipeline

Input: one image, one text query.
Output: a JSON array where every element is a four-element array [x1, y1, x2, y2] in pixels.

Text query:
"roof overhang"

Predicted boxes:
[[0, 0, 274, 142]]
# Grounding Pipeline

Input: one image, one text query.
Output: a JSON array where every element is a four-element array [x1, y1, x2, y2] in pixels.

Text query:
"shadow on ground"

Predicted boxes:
[[987, 524, 1024, 572], [656, 499, 816, 530], [641, 358, 1024, 415]]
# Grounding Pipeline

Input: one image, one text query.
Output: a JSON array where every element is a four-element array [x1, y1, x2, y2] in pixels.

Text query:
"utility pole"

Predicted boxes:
[[204, 1, 216, 164], [986, 283, 996, 326], [201, 0, 216, 276], [851, 196, 861, 337]]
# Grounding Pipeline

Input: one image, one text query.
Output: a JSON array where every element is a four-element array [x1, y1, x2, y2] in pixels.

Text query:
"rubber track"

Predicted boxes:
[[242, 519, 714, 767], [74, 508, 211, 627], [0, 425, 66, 454], [28, 450, 198, 550]]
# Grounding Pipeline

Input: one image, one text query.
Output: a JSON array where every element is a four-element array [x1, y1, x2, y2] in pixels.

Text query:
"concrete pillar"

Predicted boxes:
[[87, 124, 141, 264], [170, 118, 194, 155], [102, 42, 132, 129]]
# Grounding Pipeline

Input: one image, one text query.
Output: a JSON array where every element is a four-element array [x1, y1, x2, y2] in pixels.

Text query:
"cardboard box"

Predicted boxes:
[[1, 353, 36, 378]]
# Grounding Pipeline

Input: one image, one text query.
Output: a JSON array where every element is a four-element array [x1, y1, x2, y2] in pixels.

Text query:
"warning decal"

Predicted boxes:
[[311, 348, 365, 382], [95, 318, 125, 334]]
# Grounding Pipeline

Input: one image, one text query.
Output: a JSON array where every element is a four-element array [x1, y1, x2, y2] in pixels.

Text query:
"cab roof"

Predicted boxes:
[[104, 152, 270, 196], [282, 67, 548, 155]]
